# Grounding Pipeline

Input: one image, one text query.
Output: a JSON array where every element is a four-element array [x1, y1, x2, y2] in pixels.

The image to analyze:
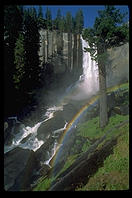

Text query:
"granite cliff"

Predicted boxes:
[[38, 30, 83, 89]]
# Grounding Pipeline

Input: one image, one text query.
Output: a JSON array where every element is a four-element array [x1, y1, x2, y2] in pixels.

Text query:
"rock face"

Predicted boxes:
[[39, 30, 82, 71], [38, 30, 83, 88], [106, 43, 129, 87], [39, 30, 129, 89], [4, 147, 37, 191]]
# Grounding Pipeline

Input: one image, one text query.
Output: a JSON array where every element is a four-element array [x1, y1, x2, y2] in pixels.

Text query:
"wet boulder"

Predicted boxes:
[[39, 164, 51, 177], [4, 147, 36, 191], [4, 118, 23, 145]]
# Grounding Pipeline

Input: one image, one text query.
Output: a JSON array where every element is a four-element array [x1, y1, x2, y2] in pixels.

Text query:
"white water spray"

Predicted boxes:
[[65, 36, 99, 101], [80, 36, 99, 93], [43, 140, 63, 168], [4, 105, 64, 154]]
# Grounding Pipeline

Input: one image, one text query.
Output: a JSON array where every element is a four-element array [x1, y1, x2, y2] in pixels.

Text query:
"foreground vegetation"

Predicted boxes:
[[33, 114, 129, 191], [76, 122, 129, 190], [32, 82, 129, 191]]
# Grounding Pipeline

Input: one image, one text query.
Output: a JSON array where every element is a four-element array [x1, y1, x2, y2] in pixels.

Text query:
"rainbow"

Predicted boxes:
[[59, 95, 99, 143], [49, 82, 128, 169]]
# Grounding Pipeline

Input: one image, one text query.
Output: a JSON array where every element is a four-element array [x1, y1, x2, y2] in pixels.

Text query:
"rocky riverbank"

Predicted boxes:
[[32, 82, 129, 191]]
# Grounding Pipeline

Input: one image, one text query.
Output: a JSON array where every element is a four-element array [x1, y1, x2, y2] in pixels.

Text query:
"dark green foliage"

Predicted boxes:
[[4, 5, 85, 118], [45, 7, 52, 30], [59, 16, 66, 32], [4, 5, 23, 81], [37, 6, 46, 29], [4, 6, 42, 117], [4, 5, 23, 116], [4, 5, 23, 45], [82, 6, 129, 128], [65, 12, 72, 33], [38, 5, 43, 18], [75, 9, 84, 34], [23, 12, 41, 91], [82, 6, 129, 61], [13, 33, 25, 90], [30, 7, 37, 21], [55, 9, 66, 32], [56, 8, 62, 30]]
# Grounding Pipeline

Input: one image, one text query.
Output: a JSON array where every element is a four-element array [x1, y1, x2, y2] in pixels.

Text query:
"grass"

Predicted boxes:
[[33, 177, 53, 191], [32, 114, 129, 191], [33, 154, 79, 191], [106, 82, 129, 94], [33, 82, 129, 191], [54, 154, 79, 179], [76, 122, 129, 191], [77, 114, 129, 140], [82, 140, 91, 152], [53, 114, 129, 188]]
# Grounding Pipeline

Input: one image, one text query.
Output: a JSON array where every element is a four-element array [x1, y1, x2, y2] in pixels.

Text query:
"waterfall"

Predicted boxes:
[[80, 36, 99, 94], [65, 36, 99, 101], [4, 36, 99, 154], [4, 36, 101, 191]]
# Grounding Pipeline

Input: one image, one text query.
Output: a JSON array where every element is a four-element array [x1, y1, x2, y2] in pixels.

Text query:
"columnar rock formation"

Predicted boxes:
[[39, 30, 82, 75]]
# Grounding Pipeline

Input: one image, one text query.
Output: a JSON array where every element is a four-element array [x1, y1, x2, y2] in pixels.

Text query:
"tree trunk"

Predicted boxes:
[[98, 63, 108, 128], [98, 43, 108, 128]]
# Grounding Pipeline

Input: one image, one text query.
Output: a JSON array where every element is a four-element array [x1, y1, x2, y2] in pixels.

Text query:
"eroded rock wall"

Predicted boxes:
[[39, 30, 82, 75], [106, 43, 129, 87]]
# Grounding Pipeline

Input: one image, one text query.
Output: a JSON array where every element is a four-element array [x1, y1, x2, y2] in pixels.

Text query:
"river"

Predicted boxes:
[[4, 36, 99, 190]]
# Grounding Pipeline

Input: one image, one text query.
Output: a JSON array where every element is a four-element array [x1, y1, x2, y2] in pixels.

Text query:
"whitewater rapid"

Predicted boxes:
[[4, 105, 66, 154]]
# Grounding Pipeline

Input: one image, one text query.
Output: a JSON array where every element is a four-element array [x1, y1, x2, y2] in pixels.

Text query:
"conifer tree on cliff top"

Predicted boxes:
[[82, 5, 129, 128]]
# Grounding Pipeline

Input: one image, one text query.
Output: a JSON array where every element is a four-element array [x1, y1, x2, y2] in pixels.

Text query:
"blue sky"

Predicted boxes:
[[25, 5, 129, 28]]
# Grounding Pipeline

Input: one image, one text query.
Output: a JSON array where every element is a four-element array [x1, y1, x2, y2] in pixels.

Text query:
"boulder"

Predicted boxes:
[[4, 147, 36, 191], [4, 119, 14, 144], [113, 106, 122, 115], [112, 105, 129, 116], [39, 164, 51, 177], [4, 119, 23, 145], [4, 122, 8, 131], [35, 136, 55, 165], [120, 105, 129, 115]]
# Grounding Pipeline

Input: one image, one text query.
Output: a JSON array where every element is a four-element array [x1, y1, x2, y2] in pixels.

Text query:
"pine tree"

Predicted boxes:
[[82, 6, 129, 128], [45, 7, 52, 30], [4, 5, 23, 116], [23, 11, 40, 91], [37, 5, 46, 29], [65, 11, 72, 33], [56, 8, 62, 30], [13, 33, 25, 90], [59, 17, 66, 32], [75, 9, 84, 34], [52, 19, 57, 30], [38, 5, 43, 18], [30, 6, 37, 21]]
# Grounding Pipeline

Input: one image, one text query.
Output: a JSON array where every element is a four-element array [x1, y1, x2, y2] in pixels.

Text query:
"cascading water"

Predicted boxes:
[[4, 36, 99, 190], [4, 105, 64, 154], [4, 36, 99, 156], [64, 36, 99, 101], [79, 36, 99, 94], [4, 35, 99, 159]]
